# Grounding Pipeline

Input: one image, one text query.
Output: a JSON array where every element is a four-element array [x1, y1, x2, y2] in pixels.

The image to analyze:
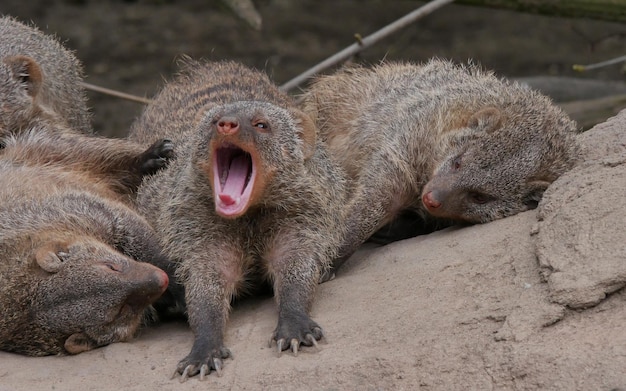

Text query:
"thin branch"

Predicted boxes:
[[573, 55, 626, 72], [279, 0, 455, 93], [80, 81, 153, 105]]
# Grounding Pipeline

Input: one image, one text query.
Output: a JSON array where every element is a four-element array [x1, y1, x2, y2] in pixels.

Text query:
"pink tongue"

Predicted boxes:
[[218, 155, 249, 206]]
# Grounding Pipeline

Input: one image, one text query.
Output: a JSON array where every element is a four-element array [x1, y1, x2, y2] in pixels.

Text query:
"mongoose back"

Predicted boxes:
[[301, 59, 580, 276], [130, 59, 347, 381], [0, 129, 177, 356], [0, 16, 91, 135]]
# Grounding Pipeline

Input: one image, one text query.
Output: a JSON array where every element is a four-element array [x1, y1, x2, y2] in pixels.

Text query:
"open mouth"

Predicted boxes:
[[212, 143, 256, 218]]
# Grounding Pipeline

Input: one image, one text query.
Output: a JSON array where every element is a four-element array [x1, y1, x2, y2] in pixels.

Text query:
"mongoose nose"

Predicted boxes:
[[422, 191, 441, 209], [217, 117, 240, 135], [156, 269, 169, 293]]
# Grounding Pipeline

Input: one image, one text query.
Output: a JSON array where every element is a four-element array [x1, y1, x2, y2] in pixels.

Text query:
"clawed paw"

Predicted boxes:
[[140, 138, 175, 175], [269, 316, 324, 357], [171, 346, 232, 382]]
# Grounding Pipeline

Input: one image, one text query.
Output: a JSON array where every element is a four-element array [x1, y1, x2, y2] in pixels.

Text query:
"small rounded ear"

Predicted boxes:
[[3, 55, 43, 98], [35, 242, 69, 273], [64, 333, 98, 354], [466, 107, 502, 133], [291, 109, 317, 160]]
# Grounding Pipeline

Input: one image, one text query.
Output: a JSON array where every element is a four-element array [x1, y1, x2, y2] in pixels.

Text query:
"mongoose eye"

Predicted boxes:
[[468, 191, 491, 204], [103, 263, 122, 272], [253, 120, 269, 131], [57, 251, 70, 262]]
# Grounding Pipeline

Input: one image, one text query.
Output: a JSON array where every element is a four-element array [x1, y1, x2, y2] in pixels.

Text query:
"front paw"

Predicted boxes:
[[269, 311, 324, 356], [139, 138, 175, 176], [172, 346, 232, 382]]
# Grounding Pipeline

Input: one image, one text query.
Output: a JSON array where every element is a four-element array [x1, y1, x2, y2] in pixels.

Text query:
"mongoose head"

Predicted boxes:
[[0, 55, 44, 137], [8, 236, 169, 356], [422, 106, 580, 223], [196, 100, 316, 219]]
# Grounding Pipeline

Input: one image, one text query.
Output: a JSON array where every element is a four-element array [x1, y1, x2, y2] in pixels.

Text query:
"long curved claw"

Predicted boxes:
[[291, 338, 299, 356], [276, 339, 284, 357], [214, 358, 223, 377], [180, 365, 193, 383], [312, 326, 324, 340], [306, 333, 319, 349], [199, 364, 209, 381]]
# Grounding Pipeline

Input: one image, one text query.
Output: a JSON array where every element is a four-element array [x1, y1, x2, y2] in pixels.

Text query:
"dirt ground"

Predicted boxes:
[[1, 2, 626, 390]]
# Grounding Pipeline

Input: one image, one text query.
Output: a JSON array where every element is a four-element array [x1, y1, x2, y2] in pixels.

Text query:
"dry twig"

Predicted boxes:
[[279, 0, 455, 92], [80, 82, 152, 105], [573, 55, 626, 72]]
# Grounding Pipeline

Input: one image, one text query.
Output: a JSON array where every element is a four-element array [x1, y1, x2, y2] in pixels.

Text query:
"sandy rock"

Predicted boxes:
[[577, 109, 626, 161], [535, 110, 626, 309]]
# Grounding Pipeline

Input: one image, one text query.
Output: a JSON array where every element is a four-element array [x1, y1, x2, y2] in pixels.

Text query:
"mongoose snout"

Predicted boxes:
[[39, 242, 170, 325], [216, 117, 240, 135], [421, 185, 494, 222], [422, 190, 442, 210], [119, 267, 169, 317]]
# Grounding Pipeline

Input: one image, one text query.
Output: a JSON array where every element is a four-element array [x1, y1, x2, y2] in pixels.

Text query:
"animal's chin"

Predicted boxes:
[[212, 142, 256, 218]]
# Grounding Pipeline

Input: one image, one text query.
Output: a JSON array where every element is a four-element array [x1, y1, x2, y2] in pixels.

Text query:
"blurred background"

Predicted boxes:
[[1, 0, 624, 137]]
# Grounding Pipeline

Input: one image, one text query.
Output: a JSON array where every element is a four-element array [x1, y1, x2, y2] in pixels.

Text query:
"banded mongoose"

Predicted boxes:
[[0, 130, 177, 356], [301, 59, 580, 278], [0, 16, 92, 136], [130, 59, 347, 381]]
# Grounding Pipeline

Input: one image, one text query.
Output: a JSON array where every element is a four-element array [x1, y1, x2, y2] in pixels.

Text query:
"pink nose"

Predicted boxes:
[[217, 117, 239, 135], [422, 191, 441, 209]]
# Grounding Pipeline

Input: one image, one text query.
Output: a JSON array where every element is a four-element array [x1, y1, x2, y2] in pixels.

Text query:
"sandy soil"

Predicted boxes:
[[2, 110, 626, 390]]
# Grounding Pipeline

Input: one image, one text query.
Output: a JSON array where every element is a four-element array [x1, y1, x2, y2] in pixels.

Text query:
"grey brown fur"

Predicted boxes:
[[0, 15, 181, 356], [0, 130, 177, 356], [301, 59, 580, 276], [0, 16, 91, 136], [130, 59, 347, 380]]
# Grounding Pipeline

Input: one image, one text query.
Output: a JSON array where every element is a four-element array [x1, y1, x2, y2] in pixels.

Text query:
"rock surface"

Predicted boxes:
[[535, 111, 626, 310]]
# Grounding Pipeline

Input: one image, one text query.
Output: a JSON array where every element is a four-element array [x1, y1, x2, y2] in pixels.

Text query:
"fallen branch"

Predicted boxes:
[[80, 81, 153, 105], [279, 0, 455, 93], [573, 55, 626, 72]]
